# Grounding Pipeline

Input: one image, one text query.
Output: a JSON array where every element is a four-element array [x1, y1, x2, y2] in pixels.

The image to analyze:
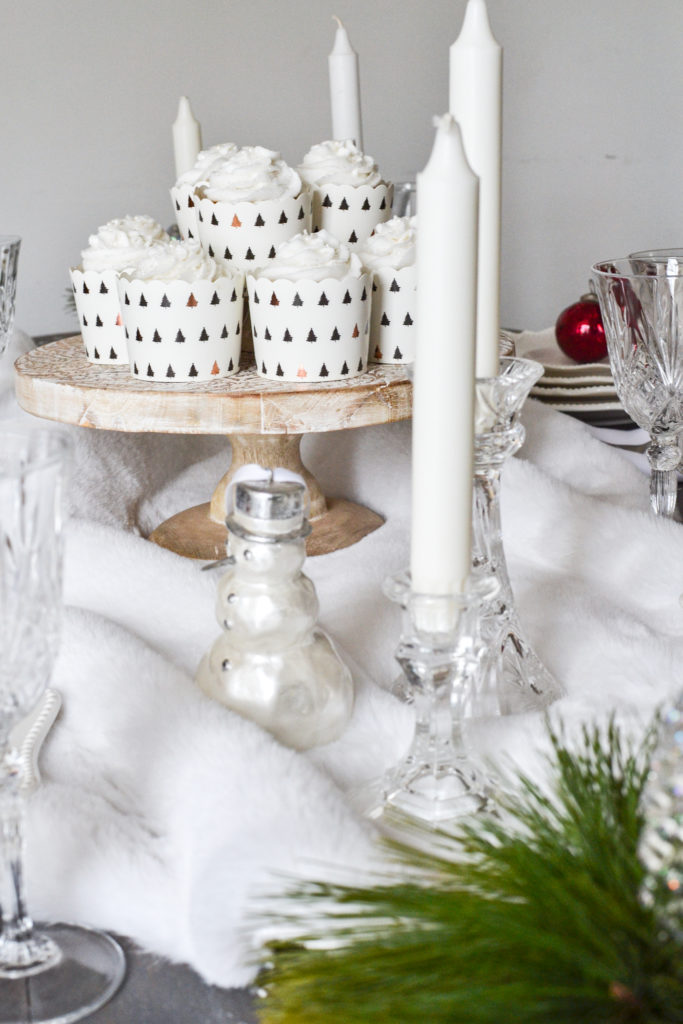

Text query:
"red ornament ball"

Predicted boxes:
[[555, 292, 607, 364]]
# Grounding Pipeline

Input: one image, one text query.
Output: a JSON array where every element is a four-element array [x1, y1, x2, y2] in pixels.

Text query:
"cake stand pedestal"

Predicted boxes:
[[14, 336, 412, 559]]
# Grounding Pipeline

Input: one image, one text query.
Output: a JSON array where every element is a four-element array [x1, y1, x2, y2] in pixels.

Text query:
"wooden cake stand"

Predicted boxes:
[[14, 336, 412, 559]]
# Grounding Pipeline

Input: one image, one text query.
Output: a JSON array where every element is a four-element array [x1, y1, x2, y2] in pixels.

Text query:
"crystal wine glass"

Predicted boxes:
[[0, 427, 124, 1023], [0, 237, 20, 359], [592, 257, 683, 517]]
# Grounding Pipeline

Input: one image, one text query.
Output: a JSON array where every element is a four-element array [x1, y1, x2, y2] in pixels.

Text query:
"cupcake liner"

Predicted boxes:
[[246, 271, 371, 382], [196, 191, 312, 271], [170, 184, 200, 242], [69, 267, 128, 364], [116, 272, 244, 382], [368, 263, 416, 364], [309, 182, 394, 250]]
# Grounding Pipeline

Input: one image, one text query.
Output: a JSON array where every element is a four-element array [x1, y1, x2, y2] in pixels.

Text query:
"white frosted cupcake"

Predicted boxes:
[[170, 143, 239, 241], [246, 230, 371, 382], [70, 215, 169, 364], [298, 140, 393, 250], [116, 240, 244, 383], [195, 146, 312, 271], [359, 215, 417, 363]]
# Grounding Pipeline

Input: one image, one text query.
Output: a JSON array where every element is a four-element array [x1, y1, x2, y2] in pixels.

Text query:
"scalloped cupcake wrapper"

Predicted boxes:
[[70, 267, 129, 364], [309, 181, 394, 250], [170, 185, 200, 241], [195, 191, 312, 271], [116, 273, 245, 382], [368, 264, 416, 364], [246, 271, 371, 382]]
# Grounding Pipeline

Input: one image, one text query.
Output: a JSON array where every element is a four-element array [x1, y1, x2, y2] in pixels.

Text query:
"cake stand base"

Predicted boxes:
[[150, 497, 384, 560]]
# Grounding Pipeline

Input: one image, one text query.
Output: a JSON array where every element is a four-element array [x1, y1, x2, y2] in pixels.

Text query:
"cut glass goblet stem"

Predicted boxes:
[[647, 433, 680, 518], [474, 357, 564, 715]]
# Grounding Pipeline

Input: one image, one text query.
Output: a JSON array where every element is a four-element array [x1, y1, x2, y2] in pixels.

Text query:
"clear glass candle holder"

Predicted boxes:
[[593, 257, 683, 518], [474, 356, 564, 715], [356, 570, 499, 830]]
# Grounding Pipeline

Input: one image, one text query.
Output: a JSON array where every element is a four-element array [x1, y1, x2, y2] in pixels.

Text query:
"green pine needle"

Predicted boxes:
[[256, 720, 683, 1024]]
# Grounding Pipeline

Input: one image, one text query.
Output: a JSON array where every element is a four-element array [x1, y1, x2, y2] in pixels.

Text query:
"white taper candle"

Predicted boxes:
[[328, 16, 363, 151], [449, 0, 502, 379], [172, 96, 202, 180], [411, 114, 479, 597]]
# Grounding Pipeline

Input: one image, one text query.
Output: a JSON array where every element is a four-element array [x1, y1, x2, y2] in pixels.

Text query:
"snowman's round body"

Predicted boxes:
[[196, 528, 353, 750]]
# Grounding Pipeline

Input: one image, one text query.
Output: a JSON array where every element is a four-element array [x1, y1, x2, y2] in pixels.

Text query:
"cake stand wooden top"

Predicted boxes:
[[14, 336, 413, 436]]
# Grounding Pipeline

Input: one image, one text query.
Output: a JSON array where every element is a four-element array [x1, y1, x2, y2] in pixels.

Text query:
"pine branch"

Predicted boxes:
[[256, 720, 683, 1024]]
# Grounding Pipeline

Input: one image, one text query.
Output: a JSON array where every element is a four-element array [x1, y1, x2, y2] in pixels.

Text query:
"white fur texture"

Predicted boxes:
[[4, 330, 683, 986]]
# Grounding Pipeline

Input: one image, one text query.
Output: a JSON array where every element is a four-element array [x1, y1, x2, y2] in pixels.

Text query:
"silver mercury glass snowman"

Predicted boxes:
[[196, 478, 354, 750]]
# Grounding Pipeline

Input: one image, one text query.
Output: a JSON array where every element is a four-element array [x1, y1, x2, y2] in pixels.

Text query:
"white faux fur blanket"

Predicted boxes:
[[3, 329, 683, 987]]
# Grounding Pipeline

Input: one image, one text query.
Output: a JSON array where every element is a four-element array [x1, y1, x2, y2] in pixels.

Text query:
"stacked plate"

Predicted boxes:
[[510, 329, 632, 427]]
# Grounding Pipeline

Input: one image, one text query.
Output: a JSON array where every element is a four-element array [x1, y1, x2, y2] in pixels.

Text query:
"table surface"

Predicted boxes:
[[79, 935, 256, 1024], [15, 335, 412, 436]]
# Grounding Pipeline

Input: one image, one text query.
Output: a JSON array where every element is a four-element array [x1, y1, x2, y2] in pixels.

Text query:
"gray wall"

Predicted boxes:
[[3, 0, 682, 337]]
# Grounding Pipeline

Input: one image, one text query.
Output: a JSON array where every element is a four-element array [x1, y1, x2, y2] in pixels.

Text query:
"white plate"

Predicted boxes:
[[535, 396, 624, 412], [513, 331, 613, 378], [536, 372, 615, 387], [532, 382, 618, 400]]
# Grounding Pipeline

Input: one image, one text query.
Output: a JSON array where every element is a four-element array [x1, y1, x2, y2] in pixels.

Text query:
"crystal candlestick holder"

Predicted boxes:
[[474, 356, 564, 715], [359, 570, 499, 828]]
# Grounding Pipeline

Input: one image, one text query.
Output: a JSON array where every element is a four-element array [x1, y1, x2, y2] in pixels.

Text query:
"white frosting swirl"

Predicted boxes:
[[198, 146, 302, 203], [254, 230, 363, 282], [359, 216, 417, 271], [298, 139, 383, 188], [120, 241, 221, 283], [81, 215, 169, 273], [174, 143, 239, 188]]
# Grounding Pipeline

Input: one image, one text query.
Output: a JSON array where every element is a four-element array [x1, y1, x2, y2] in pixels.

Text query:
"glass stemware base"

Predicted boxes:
[[474, 357, 564, 715], [0, 924, 125, 1024], [356, 571, 499, 830]]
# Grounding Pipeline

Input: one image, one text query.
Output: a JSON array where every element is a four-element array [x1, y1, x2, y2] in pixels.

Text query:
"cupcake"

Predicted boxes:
[[116, 240, 244, 383], [170, 143, 239, 241], [359, 215, 417, 364], [298, 140, 393, 250], [70, 215, 169, 364], [246, 230, 371, 383], [195, 146, 312, 271]]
